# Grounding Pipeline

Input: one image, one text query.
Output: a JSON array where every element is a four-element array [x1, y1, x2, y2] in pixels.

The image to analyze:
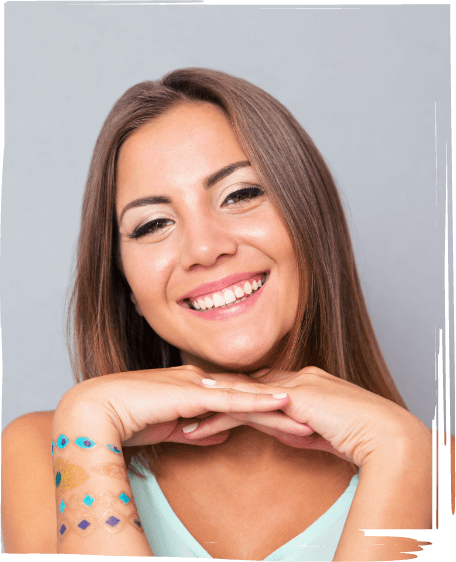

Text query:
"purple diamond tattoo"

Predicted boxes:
[[78, 519, 91, 530]]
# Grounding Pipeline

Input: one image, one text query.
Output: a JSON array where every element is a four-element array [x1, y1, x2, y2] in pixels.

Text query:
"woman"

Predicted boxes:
[[1, 68, 432, 559]]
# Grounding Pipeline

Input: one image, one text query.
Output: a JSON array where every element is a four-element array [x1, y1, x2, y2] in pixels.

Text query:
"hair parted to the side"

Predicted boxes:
[[67, 67, 407, 476]]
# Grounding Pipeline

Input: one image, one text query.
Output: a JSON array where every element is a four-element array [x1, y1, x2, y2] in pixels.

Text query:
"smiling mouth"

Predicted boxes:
[[184, 273, 269, 311]]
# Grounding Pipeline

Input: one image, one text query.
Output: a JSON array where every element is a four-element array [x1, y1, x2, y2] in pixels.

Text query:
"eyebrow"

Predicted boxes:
[[119, 160, 251, 223]]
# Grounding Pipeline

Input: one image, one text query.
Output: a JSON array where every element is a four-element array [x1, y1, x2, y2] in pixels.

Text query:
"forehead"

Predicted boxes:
[[116, 102, 248, 200]]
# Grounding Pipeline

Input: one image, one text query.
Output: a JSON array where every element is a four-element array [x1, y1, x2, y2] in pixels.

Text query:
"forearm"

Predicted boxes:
[[52, 396, 153, 555], [333, 427, 432, 561]]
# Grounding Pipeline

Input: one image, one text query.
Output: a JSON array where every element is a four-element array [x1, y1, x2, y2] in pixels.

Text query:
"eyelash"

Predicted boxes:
[[130, 186, 264, 239], [221, 186, 264, 206]]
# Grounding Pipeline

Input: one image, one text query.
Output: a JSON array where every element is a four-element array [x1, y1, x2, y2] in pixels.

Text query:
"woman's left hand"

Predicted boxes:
[[183, 366, 430, 467]]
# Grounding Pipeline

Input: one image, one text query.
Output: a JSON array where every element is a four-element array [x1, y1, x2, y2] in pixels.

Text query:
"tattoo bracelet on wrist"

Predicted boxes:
[[52, 435, 121, 454]]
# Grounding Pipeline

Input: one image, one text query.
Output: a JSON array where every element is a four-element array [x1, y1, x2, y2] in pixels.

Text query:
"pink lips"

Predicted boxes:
[[178, 271, 268, 302]]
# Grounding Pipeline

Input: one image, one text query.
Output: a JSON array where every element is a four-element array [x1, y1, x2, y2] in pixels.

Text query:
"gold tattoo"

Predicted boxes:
[[54, 457, 89, 498], [90, 463, 128, 480]]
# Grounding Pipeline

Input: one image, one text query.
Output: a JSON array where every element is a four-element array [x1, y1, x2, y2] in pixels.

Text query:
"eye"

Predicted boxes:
[[222, 186, 264, 207], [129, 218, 174, 239]]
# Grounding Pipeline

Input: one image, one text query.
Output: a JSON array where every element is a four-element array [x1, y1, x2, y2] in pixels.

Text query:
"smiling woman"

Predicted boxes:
[[116, 103, 299, 372], [1, 68, 433, 560]]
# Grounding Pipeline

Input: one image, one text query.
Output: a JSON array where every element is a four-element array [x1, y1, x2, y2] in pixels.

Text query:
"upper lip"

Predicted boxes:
[[178, 270, 268, 302]]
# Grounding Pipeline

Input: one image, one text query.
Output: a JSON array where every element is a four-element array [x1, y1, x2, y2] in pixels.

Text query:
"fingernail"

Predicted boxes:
[[273, 393, 288, 399], [183, 422, 199, 433], [201, 379, 217, 385]]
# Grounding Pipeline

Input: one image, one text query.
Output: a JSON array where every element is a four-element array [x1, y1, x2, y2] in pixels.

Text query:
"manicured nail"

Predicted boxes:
[[201, 379, 217, 385], [273, 393, 288, 399], [183, 422, 199, 433]]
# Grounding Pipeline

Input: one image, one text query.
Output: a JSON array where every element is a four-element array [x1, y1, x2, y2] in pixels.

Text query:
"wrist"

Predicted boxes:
[[363, 417, 432, 474], [53, 380, 119, 442]]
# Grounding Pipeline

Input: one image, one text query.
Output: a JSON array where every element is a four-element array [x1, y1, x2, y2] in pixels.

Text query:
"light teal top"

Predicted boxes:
[[128, 464, 359, 561]]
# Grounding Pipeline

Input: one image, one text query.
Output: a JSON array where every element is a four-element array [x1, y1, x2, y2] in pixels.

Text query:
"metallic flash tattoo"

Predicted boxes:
[[54, 457, 89, 498], [58, 510, 144, 537], [90, 463, 128, 480]]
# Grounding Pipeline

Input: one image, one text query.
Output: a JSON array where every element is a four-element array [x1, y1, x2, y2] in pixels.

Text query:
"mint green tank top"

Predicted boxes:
[[128, 465, 359, 561]]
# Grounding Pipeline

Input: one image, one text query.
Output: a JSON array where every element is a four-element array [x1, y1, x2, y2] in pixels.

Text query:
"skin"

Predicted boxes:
[[116, 101, 300, 373], [1, 101, 443, 559], [115, 101, 335, 478]]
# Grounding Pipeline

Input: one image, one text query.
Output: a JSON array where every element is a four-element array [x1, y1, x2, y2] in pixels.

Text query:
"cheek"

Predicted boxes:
[[121, 245, 174, 311]]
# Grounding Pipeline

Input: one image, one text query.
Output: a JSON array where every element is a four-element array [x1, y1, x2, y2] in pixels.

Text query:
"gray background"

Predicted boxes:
[[1, 3, 451, 432]]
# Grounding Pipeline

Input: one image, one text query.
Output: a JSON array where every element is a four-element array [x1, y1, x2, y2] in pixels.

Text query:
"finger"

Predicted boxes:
[[226, 411, 313, 435], [182, 413, 242, 438], [183, 411, 313, 440], [166, 419, 231, 446], [275, 434, 353, 463], [122, 420, 178, 446], [193, 385, 290, 415], [200, 378, 289, 396]]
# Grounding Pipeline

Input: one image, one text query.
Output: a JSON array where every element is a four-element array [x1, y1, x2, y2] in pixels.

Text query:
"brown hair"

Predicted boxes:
[[67, 68, 407, 475]]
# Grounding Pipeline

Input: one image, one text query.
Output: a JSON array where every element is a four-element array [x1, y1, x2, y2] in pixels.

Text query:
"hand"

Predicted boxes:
[[177, 371, 316, 448], [54, 365, 307, 449], [183, 366, 430, 466]]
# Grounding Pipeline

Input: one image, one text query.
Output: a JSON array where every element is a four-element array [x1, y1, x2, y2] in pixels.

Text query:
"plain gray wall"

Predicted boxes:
[[1, 3, 451, 432]]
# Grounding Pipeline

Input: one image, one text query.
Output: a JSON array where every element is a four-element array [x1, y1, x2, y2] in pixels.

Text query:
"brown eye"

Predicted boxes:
[[222, 186, 264, 206], [130, 218, 174, 239]]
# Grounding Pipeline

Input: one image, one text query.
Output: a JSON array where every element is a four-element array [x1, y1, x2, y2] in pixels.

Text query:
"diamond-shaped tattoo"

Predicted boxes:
[[72, 514, 96, 536], [59, 519, 70, 537], [118, 492, 130, 504], [82, 494, 95, 507], [66, 495, 80, 510], [98, 490, 115, 506], [99, 509, 126, 533], [128, 512, 144, 533]]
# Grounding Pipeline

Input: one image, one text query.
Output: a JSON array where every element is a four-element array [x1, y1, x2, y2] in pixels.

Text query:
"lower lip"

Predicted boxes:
[[183, 282, 266, 321]]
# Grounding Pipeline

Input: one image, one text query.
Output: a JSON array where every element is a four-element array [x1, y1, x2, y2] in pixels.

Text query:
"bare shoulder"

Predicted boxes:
[[1, 410, 57, 553]]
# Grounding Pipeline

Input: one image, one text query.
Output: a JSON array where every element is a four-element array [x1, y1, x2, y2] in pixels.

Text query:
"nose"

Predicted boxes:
[[180, 213, 238, 270]]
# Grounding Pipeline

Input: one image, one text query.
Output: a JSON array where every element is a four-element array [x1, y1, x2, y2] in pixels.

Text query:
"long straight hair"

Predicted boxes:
[[67, 68, 407, 475]]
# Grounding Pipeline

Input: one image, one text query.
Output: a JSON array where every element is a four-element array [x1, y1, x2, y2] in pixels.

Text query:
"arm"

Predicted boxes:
[[52, 395, 153, 555], [1, 412, 57, 553], [186, 368, 435, 561], [49, 366, 292, 555], [333, 422, 432, 561]]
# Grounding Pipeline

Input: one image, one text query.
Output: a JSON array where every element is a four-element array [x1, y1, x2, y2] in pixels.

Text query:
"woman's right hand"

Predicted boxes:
[[54, 365, 310, 448]]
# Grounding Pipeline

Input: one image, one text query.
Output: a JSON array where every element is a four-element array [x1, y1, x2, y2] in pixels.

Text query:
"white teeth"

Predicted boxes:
[[234, 286, 244, 299], [190, 275, 268, 312], [212, 293, 224, 307], [223, 289, 236, 304], [243, 281, 252, 294]]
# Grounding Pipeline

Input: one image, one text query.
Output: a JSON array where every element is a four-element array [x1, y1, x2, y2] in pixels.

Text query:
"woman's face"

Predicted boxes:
[[116, 102, 301, 372]]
